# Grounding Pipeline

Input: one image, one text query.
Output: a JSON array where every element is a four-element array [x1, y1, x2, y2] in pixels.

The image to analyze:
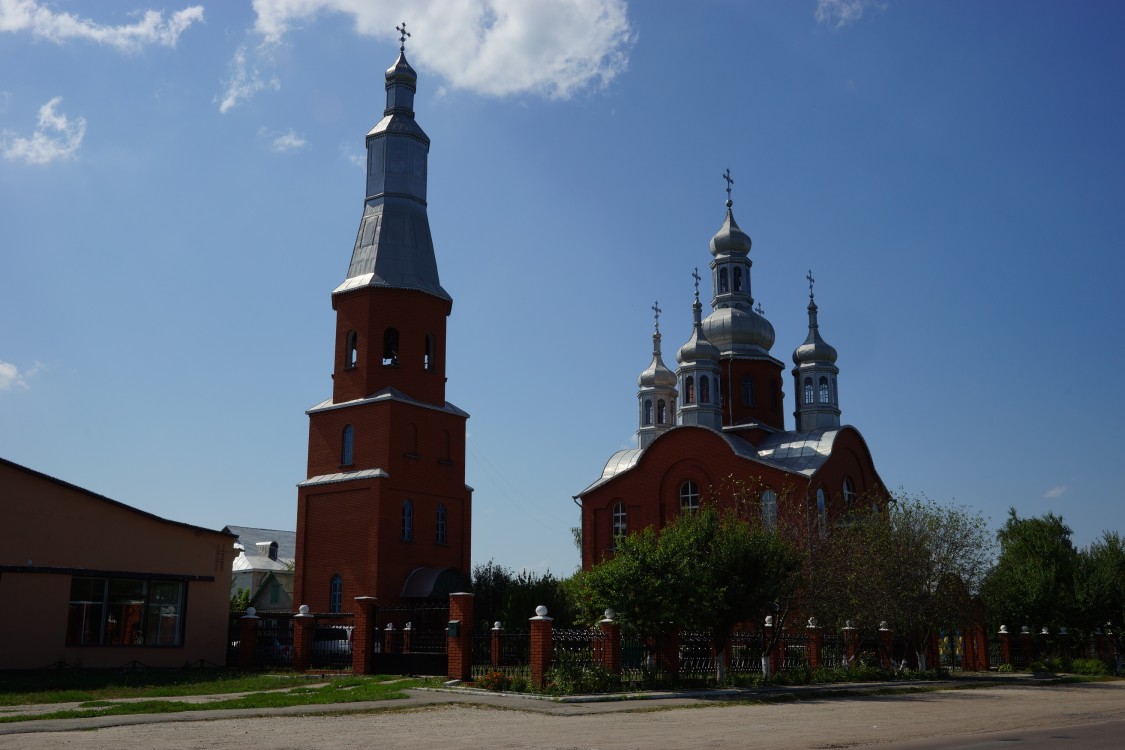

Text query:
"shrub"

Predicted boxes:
[[1068, 658, 1108, 676], [475, 671, 512, 692], [543, 654, 621, 695], [997, 663, 1013, 672]]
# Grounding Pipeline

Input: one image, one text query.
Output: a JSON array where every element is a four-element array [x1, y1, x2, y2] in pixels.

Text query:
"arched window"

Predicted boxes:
[[760, 489, 778, 530], [831, 377, 838, 404], [679, 481, 700, 514], [719, 268, 729, 293], [341, 425, 354, 465], [842, 477, 856, 508], [733, 267, 743, 292], [643, 399, 653, 426], [329, 574, 343, 614], [685, 376, 695, 404], [700, 376, 711, 404], [669, 400, 676, 424], [424, 334, 435, 371], [435, 504, 447, 544], [612, 501, 627, 540], [657, 399, 667, 424], [401, 499, 414, 540], [819, 376, 829, 404], [743, 376, 755, 405], [382, 328, 399, 366], [804, 377, 814, 405], [345, 330, 358, 369], [816, 488, 827, 540]]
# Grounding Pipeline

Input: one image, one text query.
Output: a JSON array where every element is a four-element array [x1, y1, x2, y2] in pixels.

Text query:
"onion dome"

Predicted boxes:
[[385, 50, 417, 84], [793, 298, 837, 365], [638, 329, 678, 388], [709, 200, 752, 257], [701, 305, 775, 353], [678, 294, 721, 364]]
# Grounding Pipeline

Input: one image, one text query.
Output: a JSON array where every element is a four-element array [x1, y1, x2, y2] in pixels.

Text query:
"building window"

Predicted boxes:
[[643, 399, 653, 426], [341, 425, 354, 466], [803, 377, 814, 405], [832, 377, 838, 404], [382, 327, 399, 366], [436, 504, 447, 544], [402, 499, 414, 540], [679, 481, 700, 514], [743, 376, 755, 406], [424, 334, 435, 371], [66, 576, 185, 646], [685, 376, 695, 404], [345, 330, 358, 369], [269, 580, 281, 604], [329, 575, 343, 614], [842, 477, 856, 508], [700, 376, 710, 404], [733, 267, 743, 292], [819, 376, 829, 404], [816, 488, 827, 540], [657, 399, 667, 424], [612, 501, 627, 540], [719, 268, 729, 293], [760, 489, 778, 530]]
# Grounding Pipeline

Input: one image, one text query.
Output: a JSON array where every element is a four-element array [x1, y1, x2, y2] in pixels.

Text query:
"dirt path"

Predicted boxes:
[[2, 681, 1123, 749]]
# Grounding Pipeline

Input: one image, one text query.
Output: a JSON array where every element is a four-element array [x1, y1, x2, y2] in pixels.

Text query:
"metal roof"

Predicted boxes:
[[223, 525, 297, 563], [306, 386, 469, 418], [298, 468, 390, 488]]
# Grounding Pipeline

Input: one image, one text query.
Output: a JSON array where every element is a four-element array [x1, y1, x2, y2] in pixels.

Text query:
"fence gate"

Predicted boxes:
[[370, 602, 449, 675]]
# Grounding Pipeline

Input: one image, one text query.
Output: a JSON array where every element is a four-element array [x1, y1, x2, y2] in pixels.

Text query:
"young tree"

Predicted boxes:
[[471, 559, 575, 631], [982, 509, 1077, 631], [1074, 531, 1125, 633]]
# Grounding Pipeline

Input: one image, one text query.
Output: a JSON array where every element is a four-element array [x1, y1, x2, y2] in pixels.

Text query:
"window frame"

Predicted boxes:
[[679, 480, 700, 514]]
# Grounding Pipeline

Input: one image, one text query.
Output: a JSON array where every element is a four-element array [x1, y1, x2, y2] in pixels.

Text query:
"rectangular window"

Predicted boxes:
[[66, 576, 186, 647]]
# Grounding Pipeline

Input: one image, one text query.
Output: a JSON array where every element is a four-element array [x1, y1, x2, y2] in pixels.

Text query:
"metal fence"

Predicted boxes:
[[470, 630, 531, 682]]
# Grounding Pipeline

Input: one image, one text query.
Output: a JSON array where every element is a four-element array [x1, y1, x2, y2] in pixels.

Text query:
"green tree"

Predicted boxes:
[[230, 587, 250, 613], [471, 560, 575, 631], [982, 509, 1077, 631], [1074, 532, 1125, 632]]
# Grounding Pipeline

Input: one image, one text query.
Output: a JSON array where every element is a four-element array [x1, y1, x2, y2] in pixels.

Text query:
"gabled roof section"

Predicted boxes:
[[306, 386, 469, 418], [223, 525, 296, 563]]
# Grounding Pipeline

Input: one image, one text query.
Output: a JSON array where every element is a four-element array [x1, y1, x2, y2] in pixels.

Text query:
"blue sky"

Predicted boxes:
[[2, 0, 1123, 576]]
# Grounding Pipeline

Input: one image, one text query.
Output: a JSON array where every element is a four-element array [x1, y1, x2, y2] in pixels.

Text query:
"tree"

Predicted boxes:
[[809, 493, 993, 669], [230, 587, 250, 613], [570, 505, 801, 683], [1074, 532, 1125, 632], [982, 509, 1077, 631], [471, 560, 575, 631]]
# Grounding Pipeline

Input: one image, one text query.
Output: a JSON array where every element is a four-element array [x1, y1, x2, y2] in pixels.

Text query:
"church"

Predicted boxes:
[[576, 184, 886, 570]]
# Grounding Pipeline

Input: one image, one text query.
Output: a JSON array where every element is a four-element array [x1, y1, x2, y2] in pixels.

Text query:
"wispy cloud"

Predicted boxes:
[[815, 0, 881, 30], [217, 43, 280, 113], [1043, 485, 1068, 499], [0, 360, 43, 391], [227, 0, 633, 110], [262, 127, 307, 153], [342, 145, 365, 170], [2, 97, 86, 165], [0, 1, 204, 52]]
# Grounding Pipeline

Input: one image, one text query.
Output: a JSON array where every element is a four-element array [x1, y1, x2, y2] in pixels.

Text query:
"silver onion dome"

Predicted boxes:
[[385, 51, 417, 83], [638, 332, 678, 388], [702, 306, 776, 354], [709, 200, 752, 257], [793, 300, 837, 365], [678, 296, 721, 364]]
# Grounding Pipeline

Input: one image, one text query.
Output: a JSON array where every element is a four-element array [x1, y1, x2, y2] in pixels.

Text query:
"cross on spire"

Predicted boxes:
[[806, 269, 816, 300], [692, 267, 701, 299], [755, 301, 765, 316], [652, 300, 662, 332], [396, 22, 411, 52], [722, 168, 734, 202]]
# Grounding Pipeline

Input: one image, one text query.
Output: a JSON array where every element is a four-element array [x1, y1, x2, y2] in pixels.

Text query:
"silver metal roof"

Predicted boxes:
[[298, 468, 390, 488], [307, 386, 469, 419], [223, 525, 297, 565]]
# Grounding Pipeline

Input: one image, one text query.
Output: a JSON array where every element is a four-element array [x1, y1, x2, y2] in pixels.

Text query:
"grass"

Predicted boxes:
[[0, 671, 329, 706]]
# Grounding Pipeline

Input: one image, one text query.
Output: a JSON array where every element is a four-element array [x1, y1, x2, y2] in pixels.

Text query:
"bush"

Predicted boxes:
[[475, 671, 512, 692], [1068, 658, 1108, 676], [997, 663, 1013, 672], [543, 655, 621, 695]]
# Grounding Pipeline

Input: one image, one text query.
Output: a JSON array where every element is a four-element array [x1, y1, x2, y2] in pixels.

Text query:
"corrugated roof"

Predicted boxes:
[[223, 525, 296, 563]]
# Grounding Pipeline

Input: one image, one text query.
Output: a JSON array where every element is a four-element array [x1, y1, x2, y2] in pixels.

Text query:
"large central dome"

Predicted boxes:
[[701, 305, 776, 354]]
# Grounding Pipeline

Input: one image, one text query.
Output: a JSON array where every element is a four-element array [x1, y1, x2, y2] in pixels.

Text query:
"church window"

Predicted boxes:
[[842, 478, 856, 508], [669, 401, 676, 423], [804, 377, 814, 405], [382, 328, 399, 366], [719, 268, 729, 293], [612, 502, 627, 541], [685, 376, 695, 404], [831, 377, 838, 404], [341, 425, 354, 466], [700, 376, 710, 404], [733, 267, 743, 292], [402, 499, 414, 541], [345, 330, 358, 369], [436, 504, 447, 544], [679, 481, 700, 514], [424, 334, 435, 371], [329, 575, 343, 614], [643, 399, 653, 426], [657, 399, 667, 424], [816, 488, 827, 540], [760, 489, 778, 530], [819, 376, 829, 404], [770, 380, 778, 410], [743, 376, 755, 406]]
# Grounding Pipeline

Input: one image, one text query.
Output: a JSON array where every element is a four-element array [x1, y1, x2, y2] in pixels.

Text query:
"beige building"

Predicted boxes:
[[0, 457, 234, 669]]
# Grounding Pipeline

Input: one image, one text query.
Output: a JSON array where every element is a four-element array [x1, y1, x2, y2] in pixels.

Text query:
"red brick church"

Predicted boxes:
[[293, 35, 471, 612], [576, 181, 885, 569]]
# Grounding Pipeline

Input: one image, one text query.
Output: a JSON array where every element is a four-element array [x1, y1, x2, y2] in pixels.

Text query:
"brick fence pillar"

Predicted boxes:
[[402, 623, 413, 654], [351, 596, 377, 675], [843, 622, 858, 668], [238, 608, 260, 671], [1021, 626, 1033, 668], [384, 623, 399, 654], [447, 592, 474, 682], [878, 623, 894, 669], [292, 605, 314, 672], [529, 605, 554, 689], [491, 622, 503, 667], [658, 628, 681, 680], [807, 620, 822, 671], [998, 626, 1011, 665], [598, 610, 622, 675]]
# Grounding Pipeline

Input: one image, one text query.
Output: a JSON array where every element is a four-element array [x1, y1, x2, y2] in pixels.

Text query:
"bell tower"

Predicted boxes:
[[294, 28, 472, 612]]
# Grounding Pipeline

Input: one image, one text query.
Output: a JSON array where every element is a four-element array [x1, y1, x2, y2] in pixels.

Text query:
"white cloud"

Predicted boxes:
[[239, 0, 633, 104], [217, 43, 281, 113], [342, 145, 364, 170], [1043, 485, 1068, 499], [262, 127, 307, 152], [815, 0, 881, 29], [1, 97, 86, 165], [0, 360, 42, 391], [0, 0, 204, 52]]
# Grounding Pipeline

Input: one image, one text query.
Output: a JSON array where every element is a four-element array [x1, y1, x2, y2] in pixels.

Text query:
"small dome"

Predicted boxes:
[[793, 302, 838, 365], [677, 327, 720, 365], [385, 51, 417, 83], [701, 305, 775, 353], [638, 331, 677, 388], [709, 201, 752, 257]]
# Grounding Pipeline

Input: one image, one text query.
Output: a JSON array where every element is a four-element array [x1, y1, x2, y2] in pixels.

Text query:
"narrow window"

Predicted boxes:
[[402, 499, 414, 540], [669, 400, 676, 424], [679, 481, 700, 514], [685, 376, 695, 404], [760, 489, 778, 530], [345, 330, 358, 369], [436, 504, 447, 544], [657, 399, 667, 424], [329, 575, 343, 614], [804, 377, 814, 405], [819, 376, 829, 404], [719, 268, 729, 293], [341, 425, 354, 466], [743, 376, 755, 406], [611, 501, 627, 543], [842, 478, 856, 508], [831, 377, 838, 404], [424, 334, 435, 371], [770, 380, 778, 410], [700, 376, 711, 404], [733, 267, 743, 292], [382, 328, 399, 366], [643, 399, 653, 426], [816, 488, 827, 540]]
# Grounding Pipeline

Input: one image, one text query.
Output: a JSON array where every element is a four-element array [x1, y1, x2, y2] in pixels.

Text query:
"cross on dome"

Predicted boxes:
[[396, 22, 411, 52], [807, 269, 816, 300], [755, 301, 765, 316], [722, 168, 734, 203], [652, 300, 662, 332], [692, 267, 701, 300]]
